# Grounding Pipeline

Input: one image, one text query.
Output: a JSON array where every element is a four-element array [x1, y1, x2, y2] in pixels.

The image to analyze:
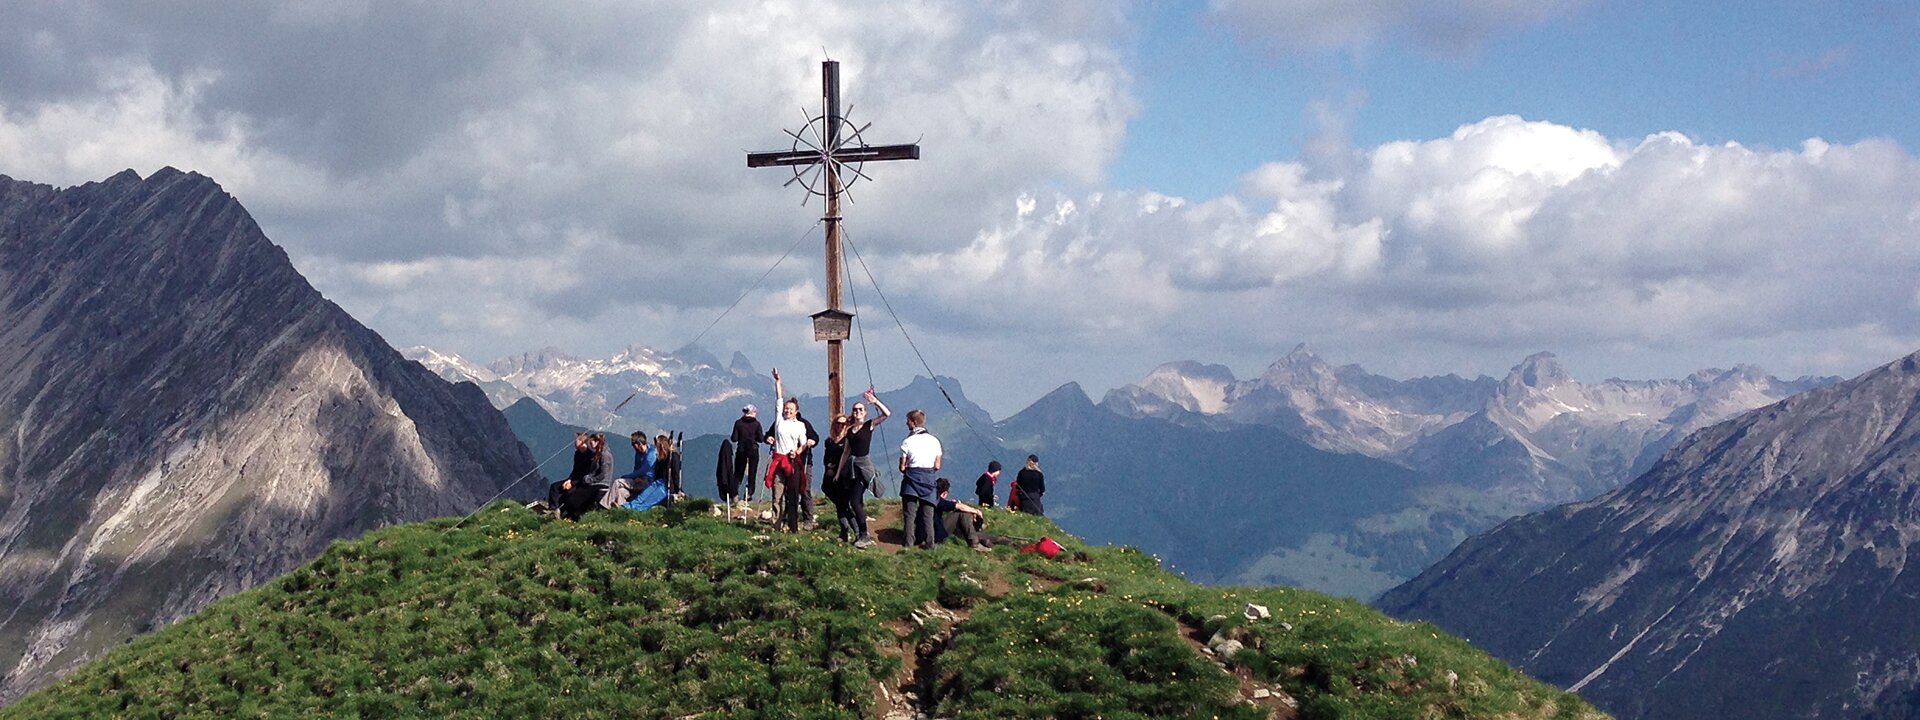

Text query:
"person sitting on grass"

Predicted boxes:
[[654, 433, 683, 497], [933, 477, 991, 553], [547, 432, 594, 512], [545, 432, 609, 520]]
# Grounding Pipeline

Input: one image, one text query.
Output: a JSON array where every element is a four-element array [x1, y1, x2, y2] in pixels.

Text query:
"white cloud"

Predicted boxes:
[[0, 1, 1136, 382], [4, 4, 1917, 415], [1208, 0, 1586, 55], [877, 115, 1920, 402]]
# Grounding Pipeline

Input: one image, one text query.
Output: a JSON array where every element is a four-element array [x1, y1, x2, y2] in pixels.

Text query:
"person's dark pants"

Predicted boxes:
[[846, 486, 869, 541], [780, 479, 804, 532], [901, 495, 937, 549], [1018, 493, 1045, 517], [941, 512, 982, 547], [547, 479, 571, 508], [800, 466, 816, 524], [828, 481, 870, 542], [735, 448, 760, 500], [554, 482, 604, 520]]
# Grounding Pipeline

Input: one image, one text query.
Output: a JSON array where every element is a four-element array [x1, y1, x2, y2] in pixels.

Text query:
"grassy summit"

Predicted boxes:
[[6, 500, 1604, 719]]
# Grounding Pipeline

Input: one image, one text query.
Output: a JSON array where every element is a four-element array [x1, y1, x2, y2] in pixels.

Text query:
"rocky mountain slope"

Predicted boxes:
[[1376, 348, 1920, 720], [1106, 346, 1834, 505], [1, 499, 1607, 719], [0, 169, 536, 703]]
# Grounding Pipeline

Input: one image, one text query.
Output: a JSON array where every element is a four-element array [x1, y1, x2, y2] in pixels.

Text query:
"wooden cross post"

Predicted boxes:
[[747, 60, 919, 418]]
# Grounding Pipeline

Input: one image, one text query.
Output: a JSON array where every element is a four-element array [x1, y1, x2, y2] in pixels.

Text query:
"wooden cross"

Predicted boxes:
[[747, 60, 919, 417]]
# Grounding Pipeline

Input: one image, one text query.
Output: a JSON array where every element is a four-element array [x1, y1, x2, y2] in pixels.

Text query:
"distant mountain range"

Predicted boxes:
[[0, 169, 535, 703], [1378, 348, 1920, 720], [406, 344, 761, 434], [1105, 345, 1837, 506], [412, 340, 1833, 600]]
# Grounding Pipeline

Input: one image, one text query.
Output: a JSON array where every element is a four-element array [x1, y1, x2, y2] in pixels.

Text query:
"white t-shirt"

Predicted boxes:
[[900, 428, 942, 469], [770, 417, 807, 455]]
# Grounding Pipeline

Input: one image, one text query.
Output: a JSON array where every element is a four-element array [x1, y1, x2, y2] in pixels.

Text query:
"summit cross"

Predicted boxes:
[[747, 60, 919, 418]]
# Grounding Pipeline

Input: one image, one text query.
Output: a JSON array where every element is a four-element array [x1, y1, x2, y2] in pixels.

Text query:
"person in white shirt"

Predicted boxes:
[[764, 368, 813, 531], [897, 409, 942, 549]]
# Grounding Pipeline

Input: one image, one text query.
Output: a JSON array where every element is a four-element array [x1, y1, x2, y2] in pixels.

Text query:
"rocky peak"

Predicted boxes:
[[1504, 352, 1575, 391], [1260, 343, 1338, 388], [728, 351, 756, 377], [0, 169, 535, 702], [488, 346, 578, 376]]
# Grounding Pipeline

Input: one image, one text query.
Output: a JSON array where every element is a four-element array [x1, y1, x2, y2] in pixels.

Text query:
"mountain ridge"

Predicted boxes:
[[1377, 347, 1920, 720], [0, 169, 535, 703]]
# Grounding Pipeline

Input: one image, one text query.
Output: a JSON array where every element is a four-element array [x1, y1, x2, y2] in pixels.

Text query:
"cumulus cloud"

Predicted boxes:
[[5, 4, 1917, 414], [1207, 0, 1586, 55], [880, 116, 1920, 400], [0, 0, 1137, 380]]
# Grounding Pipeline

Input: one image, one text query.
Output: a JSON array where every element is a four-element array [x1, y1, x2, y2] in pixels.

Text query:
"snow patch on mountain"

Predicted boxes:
[[1104, 345, 1838, 504]]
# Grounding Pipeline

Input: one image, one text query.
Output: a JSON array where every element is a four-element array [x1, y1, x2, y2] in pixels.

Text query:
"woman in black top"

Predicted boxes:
[[548, 433, 594, 511], [822, 416, 863, 544], [1013, 454, 1045, 517], [655, 433, 683, 496]]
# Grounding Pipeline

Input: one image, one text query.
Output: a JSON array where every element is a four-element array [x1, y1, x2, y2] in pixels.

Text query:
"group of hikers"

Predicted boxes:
[[544, 429, 685, 519], [540, 367, 1050, 552]]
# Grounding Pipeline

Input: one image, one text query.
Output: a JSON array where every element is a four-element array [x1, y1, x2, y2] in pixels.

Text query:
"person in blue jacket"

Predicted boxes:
[[600, 431, 656, 509]]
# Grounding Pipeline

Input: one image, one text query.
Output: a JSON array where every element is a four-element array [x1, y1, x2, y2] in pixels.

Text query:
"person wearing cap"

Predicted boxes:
[[1013, 454, 1045, 517], [898, 409, 942, 549], [974, 461, 1002, 510], [730, 402, 765, 503]]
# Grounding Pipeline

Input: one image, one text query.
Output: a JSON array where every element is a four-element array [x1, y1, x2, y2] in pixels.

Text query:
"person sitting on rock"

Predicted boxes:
[[566, 434, 614, 518], [547, 432, 594, 515], [599, 431, 655, 510], [933, 477, 990, 553], [654, 433, 683, 497]]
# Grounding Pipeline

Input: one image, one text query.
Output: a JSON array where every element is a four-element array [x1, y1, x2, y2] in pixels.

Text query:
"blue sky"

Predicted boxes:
[[3, 1, 1919, 414], [1116, 1, 1920, 198]]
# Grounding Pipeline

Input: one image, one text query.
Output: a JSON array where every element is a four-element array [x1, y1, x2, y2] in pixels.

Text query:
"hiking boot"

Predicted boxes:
[[972, 544, 991, 554], [853, 539, 873, 549]]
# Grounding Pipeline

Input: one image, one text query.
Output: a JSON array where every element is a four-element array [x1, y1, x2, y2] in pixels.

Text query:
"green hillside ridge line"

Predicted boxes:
[[5, 501, 1606, 719]]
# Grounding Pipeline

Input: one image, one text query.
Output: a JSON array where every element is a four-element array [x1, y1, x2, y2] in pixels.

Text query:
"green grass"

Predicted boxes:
[[5, 500, 1606, 719]]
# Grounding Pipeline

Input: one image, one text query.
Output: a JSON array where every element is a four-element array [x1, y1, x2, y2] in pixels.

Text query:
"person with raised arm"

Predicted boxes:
[[847, 387, 892, 502], [764, 368, 813, 532]]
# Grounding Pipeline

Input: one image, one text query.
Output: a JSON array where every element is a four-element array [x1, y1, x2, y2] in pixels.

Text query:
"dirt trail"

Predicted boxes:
[[875, 602, 971, 720], [724, 497, 911, 554]]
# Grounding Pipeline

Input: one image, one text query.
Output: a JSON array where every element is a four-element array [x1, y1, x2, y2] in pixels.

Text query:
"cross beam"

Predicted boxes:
[[747, 60, 919, 418], [747, 143, 920, 167]]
